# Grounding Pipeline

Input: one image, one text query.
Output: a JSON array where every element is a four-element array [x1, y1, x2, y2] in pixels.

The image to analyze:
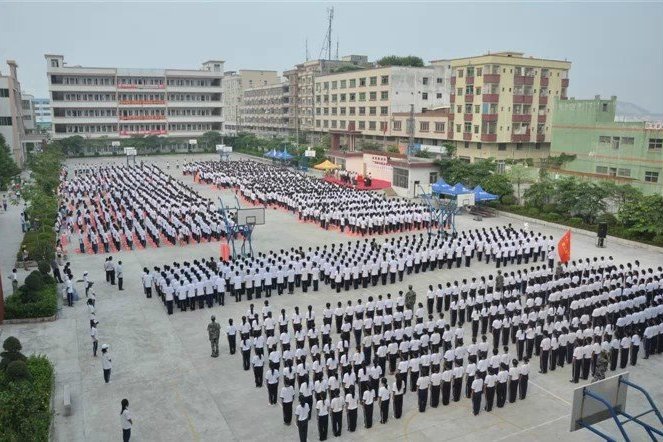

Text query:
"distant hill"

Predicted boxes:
[[616, 101, 663, 121]]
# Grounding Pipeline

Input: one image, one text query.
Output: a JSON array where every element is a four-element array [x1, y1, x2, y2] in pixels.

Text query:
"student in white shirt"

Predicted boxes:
[[120, 399, 133, 442], [471, 376, 484, 416], [362, 388, 374, 429], [519, 358, 530, 399], [392, 376, 406, 418], [316, 393, 330, 441], [101, 344, 112, 383], [280, 383, 295, 425], [378, 378, 391, 424], [416, 373, 431, 413], [330, 391, 344, 437], [295, 396, 310, 442], [508, 359, 520, 403], [345, 390, 359, 432]]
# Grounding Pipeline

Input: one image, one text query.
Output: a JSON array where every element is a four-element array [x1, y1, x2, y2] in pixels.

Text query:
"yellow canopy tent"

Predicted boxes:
[[313, 160, 340, 171]]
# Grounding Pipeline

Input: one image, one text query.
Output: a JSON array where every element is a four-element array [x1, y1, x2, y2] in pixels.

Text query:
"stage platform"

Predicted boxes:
[[323, 176, 392, 191]]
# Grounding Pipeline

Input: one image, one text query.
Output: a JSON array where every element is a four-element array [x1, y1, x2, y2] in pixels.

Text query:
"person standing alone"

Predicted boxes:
[[101, 344, 112, 383], [208, 316, 221, 357], [116, 260, 124, 291], [120, 398, 133, 442]]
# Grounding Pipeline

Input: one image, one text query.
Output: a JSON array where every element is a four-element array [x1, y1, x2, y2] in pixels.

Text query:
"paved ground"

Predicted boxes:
[[1, 153, 662, 442]]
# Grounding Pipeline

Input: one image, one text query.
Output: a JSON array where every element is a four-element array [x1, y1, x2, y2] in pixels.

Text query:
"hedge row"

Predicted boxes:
[[0, 355, 54, 442], [5, 282, 58, 320], [496, 205, 663, 247], [16, 230, 57, 262]]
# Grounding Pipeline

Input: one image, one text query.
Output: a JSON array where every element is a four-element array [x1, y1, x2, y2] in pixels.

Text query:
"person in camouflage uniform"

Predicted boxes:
[[592, 351, 609, 382], [405, 285, 417, 311], [208, 315, 221, 358]]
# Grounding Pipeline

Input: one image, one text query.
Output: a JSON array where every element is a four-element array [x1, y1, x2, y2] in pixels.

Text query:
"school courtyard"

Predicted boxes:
[[1, 153, 662, 442]]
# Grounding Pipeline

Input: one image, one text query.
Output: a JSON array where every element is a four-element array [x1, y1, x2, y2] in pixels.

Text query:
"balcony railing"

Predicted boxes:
[[119, 99, 166, 105], [118, 84, 165, 90], [537, 114, 547, 123], [463, 132, 472, 141], [450, 77, 456, 86], [561, 78, 569, 87], [119, 115, 166, 121], [513, 95, 533, 104], [450, 94, 455, 103], [481, 133, 497, 142], [483, 74, 500, 84], [466, 76, 474, 85], [540, 77, 549, 87], [119, 129, 167, 136], [539, 96, 548, 106], [512, 114, 531, 122], [482, 94, 499, 103], [482, 113, 498, 122], [514, 75, 534, 86], [464, 94, 474, 103], [464, 113, 474, 122], [536, 134, 545, 142], [511, 131, 530, 142]]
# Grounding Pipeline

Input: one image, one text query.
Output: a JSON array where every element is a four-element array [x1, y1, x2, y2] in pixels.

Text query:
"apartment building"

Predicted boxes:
[[46, 54, 225, 140], [313, 63, 451, 141], [33, 98, 52, 130], [551, 96, 663, 195], [21, 93, 37, 133], [445, 52, 571, 162], [0, 60, 27, 166], [222, 70, 280, 135], [241, 81, 291, 137], [284, 55, 371, 137], [390, 108, 450, 152]]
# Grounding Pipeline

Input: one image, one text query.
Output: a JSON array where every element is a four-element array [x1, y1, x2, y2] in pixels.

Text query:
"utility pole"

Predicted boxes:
[[327, 7, 334, 60], [407, 103, 415, 163], [0, 269, 4, 324], [306, 39, 310, 62]]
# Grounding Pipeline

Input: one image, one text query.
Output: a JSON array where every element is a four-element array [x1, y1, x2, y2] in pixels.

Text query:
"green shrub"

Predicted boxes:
[[24, 271, 45, 292], [568, 217, 583, 227], [543, 213, 563, 223], [0, 337, 27, 371], [596, 212, 618, 226], [542, 204, 558, 214], [524, 207, 540, 217], [0, 355, 54, 442], [6, 360, 31, 382], [500, 195, 517, 206], [37, 261, 50, 275], [5, 284, 58, 320]]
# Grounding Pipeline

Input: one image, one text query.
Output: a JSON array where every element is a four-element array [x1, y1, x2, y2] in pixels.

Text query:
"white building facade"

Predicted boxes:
[[46, 55, 225, 140], [0, 60, 27, 166]]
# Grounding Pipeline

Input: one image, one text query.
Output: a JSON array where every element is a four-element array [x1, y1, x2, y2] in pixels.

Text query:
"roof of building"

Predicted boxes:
[[437, 51, 571, 65]]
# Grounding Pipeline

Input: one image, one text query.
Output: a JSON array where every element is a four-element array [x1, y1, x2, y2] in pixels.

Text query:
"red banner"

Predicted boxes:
[[557, 230, 571, 263]]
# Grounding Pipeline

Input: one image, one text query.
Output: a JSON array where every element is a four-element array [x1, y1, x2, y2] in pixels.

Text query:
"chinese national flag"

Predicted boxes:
[[557, 230, 571, 263]]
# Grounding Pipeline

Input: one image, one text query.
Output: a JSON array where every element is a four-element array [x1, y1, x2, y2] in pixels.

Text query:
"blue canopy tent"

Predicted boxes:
[[473, 185, 499, 202], [450, 183, 472, 195], [264, 149, 278, 159], [275, 149, 294, 161], [431, 178, 454, 195]]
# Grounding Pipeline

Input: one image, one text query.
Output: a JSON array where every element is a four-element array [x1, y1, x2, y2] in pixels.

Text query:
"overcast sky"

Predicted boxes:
[[1, 1, 662, 112]]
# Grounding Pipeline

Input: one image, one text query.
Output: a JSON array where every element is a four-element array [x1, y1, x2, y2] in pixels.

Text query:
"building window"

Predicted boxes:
[[0, 89, 9, 98], [476, 143, 482, 150], [465, 86, 473, 95], [474, 125, 479, 134], [617, 168, 631, 177], [498, 143, 507, 151], [369, 121, 376, 130], [598, 136, 611, 144], [393, 120, 402, 131], [349, 93, 356, 102], [621, 137, 634, 145], [369, 92, 377, 101], [369, 107, 376, 116], [434, 122, 445, 132], [359, 92, 366, 102], [420, 121, 430, 132], [464, 142, 470, 149], [359, 78, 366, 87], [358, 121, 365, 129], [393, 167, 409, 188], [436, 78, 444, 84], [474, 105, 480, 113], [464, 122, 472, 133], [456, 124, 461, 133], [457, 69, 464, 78], [429, 172, 438, 184], [380, 121, 387, 132], [602, 103, 608, 112], [456, 105, 462, 113], [465, 104, 472, 114], [380, 106, 388, 115], [381, 76, 389, 85], [436, 93, 442, 99], [644, 171, 659, 183], [381, 91, 388, 100], [340, 80, 346, 89], [596, 166, 608, 174], [359, 107, 366, 115], [422, 77, 429, 85], [648, 138, 663, 150], [369, 77, 377, 86], [0, 117, 12, 125], [457, 88, 463, 96], [349, 79, 356, 87]]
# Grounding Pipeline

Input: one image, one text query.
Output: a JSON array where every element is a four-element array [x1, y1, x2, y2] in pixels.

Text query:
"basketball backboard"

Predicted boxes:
[[237, 207, 265, 226], [457, 192, 475, 207], [571, 372, 629, 432]]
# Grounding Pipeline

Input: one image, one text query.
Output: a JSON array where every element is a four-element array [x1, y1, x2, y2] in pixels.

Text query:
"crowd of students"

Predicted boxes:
[[204, 255, 663, 441], [57, 164, 228, 254], [184, 160, 434, 235], [146, 225, 552, 315]]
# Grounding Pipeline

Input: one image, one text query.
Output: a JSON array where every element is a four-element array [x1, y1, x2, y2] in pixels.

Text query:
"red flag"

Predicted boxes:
[[557, 230, 571, 263]]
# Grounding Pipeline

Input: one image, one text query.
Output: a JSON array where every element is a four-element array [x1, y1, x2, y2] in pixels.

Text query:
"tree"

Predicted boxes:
[[523, 179, 556, 208], [599, 182, 642, 211], [506, 164, 533, 202], [442, 142, 456, 158], [618, 194, 663, 238], [480, 173, 513, 200], [331, 65, 364, 74], [376, 55, 425, 67], [198, 131, 223, 150], [0, 134, 21, 190], [573, 181, 608, 224]]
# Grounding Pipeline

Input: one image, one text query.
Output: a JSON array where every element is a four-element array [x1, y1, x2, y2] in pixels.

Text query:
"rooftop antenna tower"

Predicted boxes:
[[305, 38, 310, 61], [319, 6, 334, 60], [336, 38, 339, 60]]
